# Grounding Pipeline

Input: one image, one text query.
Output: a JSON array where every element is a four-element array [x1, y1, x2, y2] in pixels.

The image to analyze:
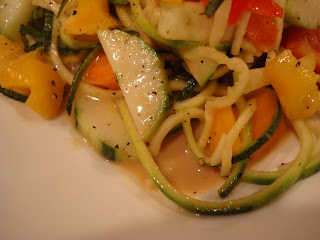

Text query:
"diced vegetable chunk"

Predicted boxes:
[[285, 27, 320, 74], [245, 14, 277, 52], [83, 51, 120, 90], [1, 54, 65, 118], [264, 50, 320, 120], [60, 0, 118, 37]]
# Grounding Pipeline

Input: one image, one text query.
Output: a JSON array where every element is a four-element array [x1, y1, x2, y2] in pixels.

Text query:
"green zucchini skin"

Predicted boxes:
[[43, 10, 53, 51], [0, 86, 28, 103], [101, 141, 116, 161], [57, 0, 69, 18], [231, 101, 281, 163], [66, 44, 103, 115], [242, 152, 320, 185], [176, 78, 197, 101], [109, 0, 128, 5], [118, 97, 314, 214], [218, 159, 248, 198]]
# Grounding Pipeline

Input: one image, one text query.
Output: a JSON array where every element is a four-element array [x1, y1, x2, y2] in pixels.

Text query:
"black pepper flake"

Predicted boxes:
[[53, 67, 58, 71], [152, 91, 157, 95], [73, 10, 77, 15], [51, 80, 56, 86], [93, 126, 96, 129], [115, 145, 119, 149], [127, 142, 130, 145], [307, 106, 310, 109], [296, 61, 301, 67], [201, 60, 204, 63]]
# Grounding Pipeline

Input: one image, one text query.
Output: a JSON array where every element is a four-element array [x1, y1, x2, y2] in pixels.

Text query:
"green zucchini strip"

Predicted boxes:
[[19, 24, 42, 39], [176, 78, 198, 101], [66, 44, 103, 115], [218, 97, 252, 198], [0, 86, 28, 103], [43, 10, 53, 51], [242, 152, 320, 185], [19, 8, 53, 53], [218, 160, 249, 198], [57, 0, 69, 18], [118, 97, 313, 214], [231, 101, 281, 163], [109, 0, 129, 5], [182, 110, 211, 166], [203, 0, 224, 18], [129, 0, 199, 50]]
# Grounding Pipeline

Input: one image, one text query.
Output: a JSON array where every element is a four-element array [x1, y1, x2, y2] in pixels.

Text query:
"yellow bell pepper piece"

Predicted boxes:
[[2, 55, 65, 119], [0, 35, 24, 73], [264, 50, 320, 120], [60, 0, 118, 36]]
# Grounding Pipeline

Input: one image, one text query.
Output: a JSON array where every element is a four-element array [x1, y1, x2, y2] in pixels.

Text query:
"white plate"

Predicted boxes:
[[1, 94, 320, 240]]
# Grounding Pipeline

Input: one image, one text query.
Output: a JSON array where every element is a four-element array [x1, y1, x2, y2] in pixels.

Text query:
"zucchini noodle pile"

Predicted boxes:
[[1, 0, 320, 215]]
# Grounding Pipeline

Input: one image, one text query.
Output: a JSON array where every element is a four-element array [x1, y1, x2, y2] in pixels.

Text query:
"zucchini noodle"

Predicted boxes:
[[220, 98, 256, 175], [182, 110, 211, 165], [172, 80, 217, 111], [148, 108, 205, 156], [115, 5, 155, 47], [231, 12, 251, 56], [49, 17, 74, 84], [197, 102, 215, 150], [184, 47, 250, 108], [209, 0, 232, 48]]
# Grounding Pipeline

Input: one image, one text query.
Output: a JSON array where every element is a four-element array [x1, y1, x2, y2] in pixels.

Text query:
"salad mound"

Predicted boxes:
[[0, 0, 320, 214]]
